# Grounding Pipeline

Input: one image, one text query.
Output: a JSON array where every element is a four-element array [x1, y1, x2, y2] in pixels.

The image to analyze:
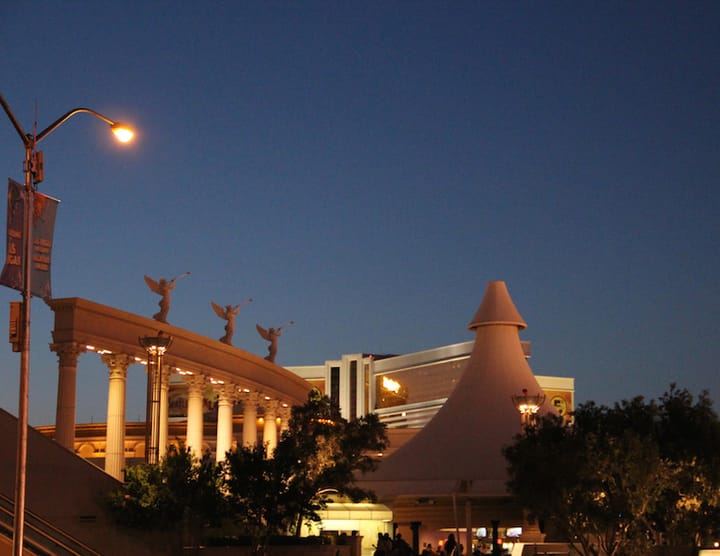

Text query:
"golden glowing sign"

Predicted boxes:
[[382, 376, 401, 393], [376, 374, 408, 408]]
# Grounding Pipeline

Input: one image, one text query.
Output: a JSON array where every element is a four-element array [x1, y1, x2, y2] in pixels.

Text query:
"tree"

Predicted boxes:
[[651, 386, 720, 547], [108, 444, 226, 552], [109, 391, 388, 553], [223, 389, 388, 544], [223, 442, 294, 544], [503, 386, 720, 556], [275, 389, 388, 530]]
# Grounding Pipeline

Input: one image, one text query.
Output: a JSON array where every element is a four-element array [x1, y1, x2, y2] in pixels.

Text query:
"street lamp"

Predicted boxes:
[[0, 92, 134, 556], [512, 388, 545, 429], [139, 333, 173, 464]]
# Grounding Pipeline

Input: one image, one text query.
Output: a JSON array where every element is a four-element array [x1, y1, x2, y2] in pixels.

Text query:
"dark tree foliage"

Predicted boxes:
[[109, 390, 388, 553], [223, 442, 294, 544], [652, 387, 720, 547], [224, 390, 388, 540], [504, 385, 720, 556], [107, 444, 226, 550], [277, 389, 388, 501]]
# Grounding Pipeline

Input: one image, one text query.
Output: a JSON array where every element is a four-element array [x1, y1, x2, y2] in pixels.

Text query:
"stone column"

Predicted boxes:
[[215, 384, 237, 462], [50, 342, 85, 450], [159, 365, 172, 460], [184, 374, 206, 458], [279, 403, 291, 434], [101, 353, 134, 480], [241, 391, 260, 447], [263, 399, 279, 455]]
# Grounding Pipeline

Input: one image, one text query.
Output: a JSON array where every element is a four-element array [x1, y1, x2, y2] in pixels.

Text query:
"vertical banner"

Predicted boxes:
[[31, 190, 59, 299], [0, 179, 25, 292], [0, 178, 59, 298]]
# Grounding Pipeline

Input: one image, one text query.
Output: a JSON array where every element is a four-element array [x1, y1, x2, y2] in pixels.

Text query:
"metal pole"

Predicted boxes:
[[140, 334, 171, 464], [0, 92, 33, 556], [144, 351, 153, 463], [1, 92, 134, 555], [150, 350, 164, 464], [12, 141, 34, 556], [491, 520, 501, 556], [147, 348, 162, 464]]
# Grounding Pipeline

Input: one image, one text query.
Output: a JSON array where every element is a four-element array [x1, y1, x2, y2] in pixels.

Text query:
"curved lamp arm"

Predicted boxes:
[[36, 107, 134, 143], [0, 93, 28, 145], [1, 93, 135, 147]]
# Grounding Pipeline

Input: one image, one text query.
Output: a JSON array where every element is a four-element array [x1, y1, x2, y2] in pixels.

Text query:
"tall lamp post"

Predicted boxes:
[[0, 92, 134, 556], [139, 333, 173, 464]]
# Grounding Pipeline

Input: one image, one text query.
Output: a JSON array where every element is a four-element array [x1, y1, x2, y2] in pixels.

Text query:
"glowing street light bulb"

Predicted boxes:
[[111, 122, 134, 143], [512, 388, 545, 429]]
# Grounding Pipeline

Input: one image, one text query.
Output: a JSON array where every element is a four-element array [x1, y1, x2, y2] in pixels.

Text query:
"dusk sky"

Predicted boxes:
[[1, 2, 718, 426]]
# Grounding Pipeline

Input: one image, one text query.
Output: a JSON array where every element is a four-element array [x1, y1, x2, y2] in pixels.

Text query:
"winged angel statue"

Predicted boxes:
[[211, 298, 253, 345], [144, 272, 190, 323], [256, 321, 294, 363]]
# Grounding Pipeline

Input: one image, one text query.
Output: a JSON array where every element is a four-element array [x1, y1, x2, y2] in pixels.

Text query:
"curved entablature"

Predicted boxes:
[[46, 297, 311, 405]]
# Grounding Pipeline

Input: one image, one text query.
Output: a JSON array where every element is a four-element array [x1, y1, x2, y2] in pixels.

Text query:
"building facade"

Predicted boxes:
[[288, 341, 573, 432]]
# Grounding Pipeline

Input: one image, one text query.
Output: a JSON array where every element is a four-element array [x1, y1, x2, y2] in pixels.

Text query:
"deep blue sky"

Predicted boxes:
[[1, 2, 718, 426]]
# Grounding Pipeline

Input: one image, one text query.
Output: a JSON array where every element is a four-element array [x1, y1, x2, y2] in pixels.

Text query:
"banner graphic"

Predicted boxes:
[[0, 178, 60, 298], [0, 179, 25, 292]]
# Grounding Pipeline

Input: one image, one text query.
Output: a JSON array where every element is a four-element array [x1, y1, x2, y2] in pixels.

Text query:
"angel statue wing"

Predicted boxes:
[[211, 301, 227, 319], [256, 324, 271, 341], [144, 275, 161, 294]]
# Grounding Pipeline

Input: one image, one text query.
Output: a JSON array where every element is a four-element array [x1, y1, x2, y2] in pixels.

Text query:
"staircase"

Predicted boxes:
[[0, 493, 101, 556], [0, 408, 163, 556]]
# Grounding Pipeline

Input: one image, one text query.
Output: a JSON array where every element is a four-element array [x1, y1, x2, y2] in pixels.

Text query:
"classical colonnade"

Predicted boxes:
[[46, 298, 311, 481]]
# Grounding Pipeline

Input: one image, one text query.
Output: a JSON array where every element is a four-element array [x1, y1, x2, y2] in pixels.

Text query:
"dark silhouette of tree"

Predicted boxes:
[[108, 444, 226, 552], [224, 389, 388, 547], [223, 442, 292, 553], [652, 386, 720, 547], [274, 389, 388, 531], [504, 385, 720, 556], [109, 391, 387, 553]]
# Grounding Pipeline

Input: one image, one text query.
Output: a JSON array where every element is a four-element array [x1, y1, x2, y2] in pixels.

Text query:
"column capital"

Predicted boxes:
[[100, 353, 135, 380], [278, 403, 292, 432], [278, 403, 291, 421], [263, 398, 280, 416], [183, 373, 206, 393], [50, 342, 86, 367], [215, 382, 239, 404], [100, 352, 135, 370], [240, 390, 262, 409]]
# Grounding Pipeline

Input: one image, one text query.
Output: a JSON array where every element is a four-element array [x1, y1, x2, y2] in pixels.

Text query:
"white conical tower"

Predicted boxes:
[[361, 280, 546, 497]]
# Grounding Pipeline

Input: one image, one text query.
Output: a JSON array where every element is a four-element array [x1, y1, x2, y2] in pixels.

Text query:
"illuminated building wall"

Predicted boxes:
[[287, 340, 574, 429]]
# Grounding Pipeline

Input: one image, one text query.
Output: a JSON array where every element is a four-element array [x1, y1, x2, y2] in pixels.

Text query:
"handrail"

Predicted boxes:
[[0, 493, 101, 556]]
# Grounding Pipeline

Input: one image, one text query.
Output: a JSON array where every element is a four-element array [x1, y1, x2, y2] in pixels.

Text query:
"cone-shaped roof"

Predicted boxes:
[[468, 280, 527, 330], [360, 281, 544, 498]]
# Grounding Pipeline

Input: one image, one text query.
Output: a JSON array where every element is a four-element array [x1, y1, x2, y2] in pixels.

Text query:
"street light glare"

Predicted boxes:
[[111, 123, 134, 143]]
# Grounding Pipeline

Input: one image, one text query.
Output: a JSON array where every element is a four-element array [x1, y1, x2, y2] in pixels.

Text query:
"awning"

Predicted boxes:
[[317, 502, 392, 522]]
